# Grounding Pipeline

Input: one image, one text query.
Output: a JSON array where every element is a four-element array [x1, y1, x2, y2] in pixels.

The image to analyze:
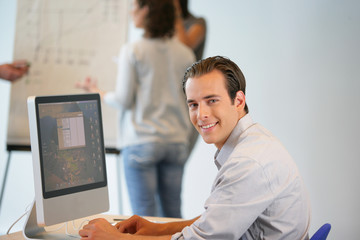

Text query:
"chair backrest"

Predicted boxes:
[[310, 223, 331, 240]]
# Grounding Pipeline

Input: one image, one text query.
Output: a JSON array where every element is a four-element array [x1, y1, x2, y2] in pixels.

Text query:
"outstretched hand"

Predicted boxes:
[[75, 77, 99, 93], [0, 60, 29, 82], [75, 76, 106, 99]]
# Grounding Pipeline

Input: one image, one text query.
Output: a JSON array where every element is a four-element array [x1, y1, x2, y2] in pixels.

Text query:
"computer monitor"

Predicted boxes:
[[24, 93, 109, 239]]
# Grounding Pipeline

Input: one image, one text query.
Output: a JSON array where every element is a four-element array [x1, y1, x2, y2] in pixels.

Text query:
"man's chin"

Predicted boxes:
[[201, 136, 214, 145]]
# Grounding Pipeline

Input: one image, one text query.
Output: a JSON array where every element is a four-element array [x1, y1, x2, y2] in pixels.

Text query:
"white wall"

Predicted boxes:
[[181, 1, 360, 239], [1, 0, 360, 239]]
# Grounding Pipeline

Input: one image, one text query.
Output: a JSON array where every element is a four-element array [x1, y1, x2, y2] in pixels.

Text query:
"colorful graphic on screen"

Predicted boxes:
[[38, 100, 105, 193]]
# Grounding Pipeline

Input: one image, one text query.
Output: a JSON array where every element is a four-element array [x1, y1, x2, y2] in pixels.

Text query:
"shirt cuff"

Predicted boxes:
[[171, 232, 184, 240], [103, 91, 120, 109]]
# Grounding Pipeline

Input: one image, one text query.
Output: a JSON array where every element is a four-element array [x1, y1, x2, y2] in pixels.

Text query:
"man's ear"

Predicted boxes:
[[235, 91, 246, 110]]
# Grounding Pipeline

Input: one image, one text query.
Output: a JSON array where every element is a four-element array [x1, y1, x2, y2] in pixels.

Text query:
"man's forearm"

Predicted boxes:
[[156, 216, 200, 236]]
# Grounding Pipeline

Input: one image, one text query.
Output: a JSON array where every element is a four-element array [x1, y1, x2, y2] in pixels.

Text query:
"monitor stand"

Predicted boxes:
[[23, 201, 79, 240]]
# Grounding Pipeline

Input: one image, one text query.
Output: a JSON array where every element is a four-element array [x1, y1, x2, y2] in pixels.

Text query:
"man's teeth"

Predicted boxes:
[[202, 123, 216, 129]]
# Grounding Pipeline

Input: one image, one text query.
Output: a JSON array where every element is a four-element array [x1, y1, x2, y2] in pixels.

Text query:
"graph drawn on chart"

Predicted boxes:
[[8, 0, 129, 147]]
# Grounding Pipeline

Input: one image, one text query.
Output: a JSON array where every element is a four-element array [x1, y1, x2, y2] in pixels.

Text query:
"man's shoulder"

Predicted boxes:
[[236, 122, 274, 146], [231, 123, 290, 163]]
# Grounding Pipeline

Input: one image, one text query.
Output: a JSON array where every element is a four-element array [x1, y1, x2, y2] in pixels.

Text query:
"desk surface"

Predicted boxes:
[[0, 214, 181, 240]]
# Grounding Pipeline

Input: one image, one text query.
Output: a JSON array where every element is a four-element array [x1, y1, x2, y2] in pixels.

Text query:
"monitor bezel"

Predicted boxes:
[[34, 94, 108, 199]]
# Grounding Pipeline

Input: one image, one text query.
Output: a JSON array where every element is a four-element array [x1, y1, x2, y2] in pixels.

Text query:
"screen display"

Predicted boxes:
[[36, 96, 106, 198]]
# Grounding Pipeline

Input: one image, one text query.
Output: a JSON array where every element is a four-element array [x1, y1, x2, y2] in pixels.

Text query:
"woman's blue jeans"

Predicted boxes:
[[122, 142, 189, 218]]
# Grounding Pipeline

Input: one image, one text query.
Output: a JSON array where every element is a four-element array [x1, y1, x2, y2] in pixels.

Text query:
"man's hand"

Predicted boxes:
[[116, 215, 161, 235], [79, 218, 127, 240], [116, 214, 198, 237], [79, 217, 171, 240]]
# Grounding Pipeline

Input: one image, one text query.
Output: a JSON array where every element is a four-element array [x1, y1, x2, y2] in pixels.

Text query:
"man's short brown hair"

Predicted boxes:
[[183, 56, 249, 113]]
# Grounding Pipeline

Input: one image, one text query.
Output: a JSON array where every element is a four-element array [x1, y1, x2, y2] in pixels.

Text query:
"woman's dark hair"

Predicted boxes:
[[179, 0, 190, 18], [183, 56, 249, 113], [137, 0, 175, 38]]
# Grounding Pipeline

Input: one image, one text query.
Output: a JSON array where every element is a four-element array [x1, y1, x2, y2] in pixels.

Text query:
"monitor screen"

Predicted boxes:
[[36, 97, 106, 198]]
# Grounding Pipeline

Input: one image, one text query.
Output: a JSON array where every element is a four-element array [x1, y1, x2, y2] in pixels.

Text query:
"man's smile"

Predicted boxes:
[[199, 122, 218, 130]]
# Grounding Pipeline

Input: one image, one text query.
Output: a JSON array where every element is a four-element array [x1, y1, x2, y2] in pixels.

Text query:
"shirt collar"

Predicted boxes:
[[214, 114, 254, 170]]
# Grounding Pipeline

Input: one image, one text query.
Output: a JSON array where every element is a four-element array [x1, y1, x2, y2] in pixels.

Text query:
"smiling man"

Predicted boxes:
[[80, 56, 311, 240], [185, 67, 246, 149]]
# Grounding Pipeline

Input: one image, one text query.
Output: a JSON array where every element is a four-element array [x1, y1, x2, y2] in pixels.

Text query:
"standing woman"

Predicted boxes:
[[77, 0, 195, 218], [174, 0, 207, 61]]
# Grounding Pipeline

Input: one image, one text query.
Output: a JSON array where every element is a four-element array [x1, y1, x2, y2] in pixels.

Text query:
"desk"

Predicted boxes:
[[0, 214, 182, 240]]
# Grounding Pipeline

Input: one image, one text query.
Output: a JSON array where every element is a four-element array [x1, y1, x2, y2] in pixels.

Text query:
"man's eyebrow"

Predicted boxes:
[[187, 95, 220, 104], [203, 94, 220, 99], [187, 99, 195, 104]]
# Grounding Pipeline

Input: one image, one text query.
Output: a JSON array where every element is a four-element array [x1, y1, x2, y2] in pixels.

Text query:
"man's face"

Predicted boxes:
[[185, 70, 245, 149]]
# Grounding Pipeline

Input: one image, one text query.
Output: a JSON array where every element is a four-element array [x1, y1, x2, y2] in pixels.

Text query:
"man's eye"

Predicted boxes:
[[189, 103, 198, 109], [209, 99, 217, 104]]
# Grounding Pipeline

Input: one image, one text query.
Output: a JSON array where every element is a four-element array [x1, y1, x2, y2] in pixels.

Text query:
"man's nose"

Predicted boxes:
[[197, 103, 209, 120]]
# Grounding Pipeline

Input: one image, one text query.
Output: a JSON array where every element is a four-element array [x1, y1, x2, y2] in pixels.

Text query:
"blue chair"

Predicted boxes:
[[310, 223, 331, 240]]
